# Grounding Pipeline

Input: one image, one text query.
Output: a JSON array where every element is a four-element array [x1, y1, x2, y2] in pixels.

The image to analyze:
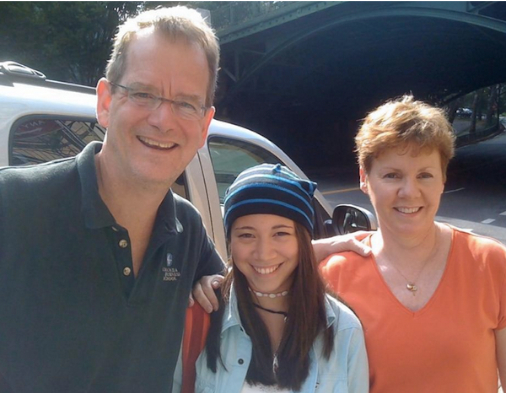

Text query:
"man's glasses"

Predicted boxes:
[[109, 82, 208, 121]]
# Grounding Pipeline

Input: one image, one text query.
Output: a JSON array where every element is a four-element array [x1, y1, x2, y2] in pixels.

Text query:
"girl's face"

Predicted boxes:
[[230, 214, 299, 294], [360, 146, 445, 239]]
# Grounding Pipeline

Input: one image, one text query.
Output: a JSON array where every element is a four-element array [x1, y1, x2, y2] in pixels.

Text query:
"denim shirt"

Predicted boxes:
[[174, 289, 369, 393]]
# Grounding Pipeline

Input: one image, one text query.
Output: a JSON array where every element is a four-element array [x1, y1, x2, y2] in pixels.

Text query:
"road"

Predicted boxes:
[[313, 131, 506, 245]]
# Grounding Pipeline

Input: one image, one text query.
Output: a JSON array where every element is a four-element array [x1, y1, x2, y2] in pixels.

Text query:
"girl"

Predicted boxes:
[[187, 163, 368, 393]]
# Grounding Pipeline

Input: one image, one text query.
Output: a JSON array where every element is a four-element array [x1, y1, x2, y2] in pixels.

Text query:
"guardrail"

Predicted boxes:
[[455, 122, 505, 147]]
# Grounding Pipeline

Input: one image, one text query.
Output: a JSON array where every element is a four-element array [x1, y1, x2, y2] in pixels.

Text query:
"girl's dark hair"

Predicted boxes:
[[205, 222, 334, 390]]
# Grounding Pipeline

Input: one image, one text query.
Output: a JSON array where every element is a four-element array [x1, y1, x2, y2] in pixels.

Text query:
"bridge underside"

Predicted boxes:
[[214, 2, 506, 169]]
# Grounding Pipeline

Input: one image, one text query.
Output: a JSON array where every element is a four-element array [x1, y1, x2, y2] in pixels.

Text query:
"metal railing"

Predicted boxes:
[[211, 2, 300, 32]]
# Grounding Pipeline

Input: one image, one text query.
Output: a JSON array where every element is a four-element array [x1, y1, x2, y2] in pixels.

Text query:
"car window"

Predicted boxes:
[[9, 117, 105, 166], [208, 136, 280, 203], [208, 136, 331, 239]]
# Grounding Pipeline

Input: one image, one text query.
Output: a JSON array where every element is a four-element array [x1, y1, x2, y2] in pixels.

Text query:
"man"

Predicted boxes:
[[0, 6, 369, 392], [0, 7, 223, 392]]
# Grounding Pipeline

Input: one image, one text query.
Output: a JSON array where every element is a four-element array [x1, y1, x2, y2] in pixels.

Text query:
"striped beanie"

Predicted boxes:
[[223, 164, 316, 236]]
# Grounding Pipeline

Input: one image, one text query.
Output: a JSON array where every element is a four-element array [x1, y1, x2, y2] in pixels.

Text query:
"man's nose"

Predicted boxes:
[[147, 101, 178, 131]]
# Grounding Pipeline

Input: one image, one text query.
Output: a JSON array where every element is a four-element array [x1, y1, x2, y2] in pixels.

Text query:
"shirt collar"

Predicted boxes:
[[76, 141, 181, 234], [152, 190, 182, 238], [222, 284, 244, 333], [77, 142, 115, 229], [323, 295, 337, 328]]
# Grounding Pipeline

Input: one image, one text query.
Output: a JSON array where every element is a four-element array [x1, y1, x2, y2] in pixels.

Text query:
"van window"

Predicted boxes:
[[208, 137, 280, 203], [9, 117, 104, 166], [208, 136, 332, 239]]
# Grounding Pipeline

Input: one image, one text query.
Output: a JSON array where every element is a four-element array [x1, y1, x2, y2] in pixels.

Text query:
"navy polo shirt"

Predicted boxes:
[[0, 142, 225, 392]]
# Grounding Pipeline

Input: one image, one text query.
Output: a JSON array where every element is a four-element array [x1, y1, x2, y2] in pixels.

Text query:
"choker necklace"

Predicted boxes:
[[253, 303, 288, 319], [249, 288, 289, 298]]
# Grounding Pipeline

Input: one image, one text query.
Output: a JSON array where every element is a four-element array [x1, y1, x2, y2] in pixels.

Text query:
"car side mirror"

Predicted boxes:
[[332, 204, 377, 235]]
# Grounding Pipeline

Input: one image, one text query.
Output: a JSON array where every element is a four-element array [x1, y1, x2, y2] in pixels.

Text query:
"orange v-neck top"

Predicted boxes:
[[320, 226, 506, 393]]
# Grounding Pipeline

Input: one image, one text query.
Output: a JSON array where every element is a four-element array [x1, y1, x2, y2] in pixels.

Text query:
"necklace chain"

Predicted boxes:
[[386, 229, 440, 296]]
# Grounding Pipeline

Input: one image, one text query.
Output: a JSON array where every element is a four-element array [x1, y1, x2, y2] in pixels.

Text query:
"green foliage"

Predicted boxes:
[[0, 1, 274, 86], [0, 2, 141, 86]]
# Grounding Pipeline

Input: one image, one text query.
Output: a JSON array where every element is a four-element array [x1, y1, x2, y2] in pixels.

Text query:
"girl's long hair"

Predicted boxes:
[[205, 222, 334, 390]]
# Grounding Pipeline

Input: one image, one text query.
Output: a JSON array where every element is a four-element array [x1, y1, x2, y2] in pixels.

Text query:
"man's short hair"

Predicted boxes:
[[106, 6, 220, 107]]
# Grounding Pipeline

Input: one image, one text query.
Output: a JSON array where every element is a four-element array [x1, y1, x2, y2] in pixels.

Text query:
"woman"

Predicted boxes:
[[320, 95, 506, 392], [177, 163, 369, 392]]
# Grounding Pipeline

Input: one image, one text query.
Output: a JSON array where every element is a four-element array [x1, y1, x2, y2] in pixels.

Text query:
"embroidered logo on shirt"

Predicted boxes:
[[162, 252, 180, 281]]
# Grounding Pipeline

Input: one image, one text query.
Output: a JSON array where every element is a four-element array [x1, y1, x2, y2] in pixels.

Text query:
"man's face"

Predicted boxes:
[[97, 31, 215, 187]]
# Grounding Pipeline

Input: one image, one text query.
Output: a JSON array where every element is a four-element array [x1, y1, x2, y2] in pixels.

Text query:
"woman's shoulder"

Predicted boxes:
[[319, 250, 372, 281], [324, 295, 363, 332], [449, 225, 506, 257]]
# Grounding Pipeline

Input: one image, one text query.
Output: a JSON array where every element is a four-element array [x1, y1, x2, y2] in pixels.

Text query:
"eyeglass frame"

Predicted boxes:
[[109, 81, 210, 121]]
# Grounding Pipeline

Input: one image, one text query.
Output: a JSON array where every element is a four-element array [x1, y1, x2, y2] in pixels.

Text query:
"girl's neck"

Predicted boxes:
[[250, 288, 290, 312]]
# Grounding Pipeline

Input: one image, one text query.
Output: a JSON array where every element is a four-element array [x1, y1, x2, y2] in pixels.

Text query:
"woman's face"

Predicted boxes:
[[230, 214, 299, 294], [360, 146, 445, 238]]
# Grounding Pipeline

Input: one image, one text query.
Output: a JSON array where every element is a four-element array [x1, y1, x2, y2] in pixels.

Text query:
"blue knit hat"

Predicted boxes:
[[223, 164, 316, 236]]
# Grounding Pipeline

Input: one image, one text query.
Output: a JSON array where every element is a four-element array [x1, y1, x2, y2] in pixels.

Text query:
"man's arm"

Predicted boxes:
[[192, 232, 371, 313]]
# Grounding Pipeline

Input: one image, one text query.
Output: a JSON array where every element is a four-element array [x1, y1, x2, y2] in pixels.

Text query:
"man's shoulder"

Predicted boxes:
[[172, 192, 202, 221], [0, 156, 77, 185], [0, 157, 80, 210]]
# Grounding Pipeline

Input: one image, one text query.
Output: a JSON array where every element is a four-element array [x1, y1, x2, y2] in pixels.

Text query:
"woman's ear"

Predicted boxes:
[[359, 167, 368, 194]]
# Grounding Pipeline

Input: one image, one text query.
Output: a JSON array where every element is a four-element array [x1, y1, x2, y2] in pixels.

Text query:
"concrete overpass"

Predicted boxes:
[[210, 1, 506, 168]]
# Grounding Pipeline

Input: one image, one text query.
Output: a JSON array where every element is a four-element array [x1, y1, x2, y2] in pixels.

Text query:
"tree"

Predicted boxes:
[[0, 1, 271, 86], [0, 2, 141, 86]]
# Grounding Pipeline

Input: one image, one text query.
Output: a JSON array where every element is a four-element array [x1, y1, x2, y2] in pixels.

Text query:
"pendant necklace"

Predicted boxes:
[[388, 229, 440, 296], [390, 259, 430, 295]]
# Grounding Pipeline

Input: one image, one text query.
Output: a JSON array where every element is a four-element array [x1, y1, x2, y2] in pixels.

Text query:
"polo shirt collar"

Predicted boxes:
[[76, 141, 181, 234], [77, 142, 115, 229], [152, 189, 182, 237]]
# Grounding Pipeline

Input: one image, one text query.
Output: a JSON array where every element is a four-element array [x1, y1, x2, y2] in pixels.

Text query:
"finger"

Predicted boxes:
[[188, 293, 195, 308], [200, 276, 221, 311], [351, 230, 370, 241], [192, 282, 214, 313], [350, 237, 371, 256], [212, 275, 224, 289]]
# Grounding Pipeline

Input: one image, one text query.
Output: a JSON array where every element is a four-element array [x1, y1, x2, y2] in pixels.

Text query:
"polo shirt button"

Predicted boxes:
[[123, 267, 132, 276], [238, 359, 244, 365], [119, 239, 128, 248]]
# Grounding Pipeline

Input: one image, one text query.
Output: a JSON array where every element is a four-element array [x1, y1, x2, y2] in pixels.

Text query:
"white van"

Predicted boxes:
[[0, 61, 375, 259]]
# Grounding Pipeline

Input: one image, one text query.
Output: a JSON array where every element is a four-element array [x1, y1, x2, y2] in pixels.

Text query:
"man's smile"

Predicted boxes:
[[138, 136, 176, 150]]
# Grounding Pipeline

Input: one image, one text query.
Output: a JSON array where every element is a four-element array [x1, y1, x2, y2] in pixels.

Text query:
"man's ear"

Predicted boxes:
[[198, 106, 215, 148], [96, 78, 112, 128], [359, 166, 368, 194]]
